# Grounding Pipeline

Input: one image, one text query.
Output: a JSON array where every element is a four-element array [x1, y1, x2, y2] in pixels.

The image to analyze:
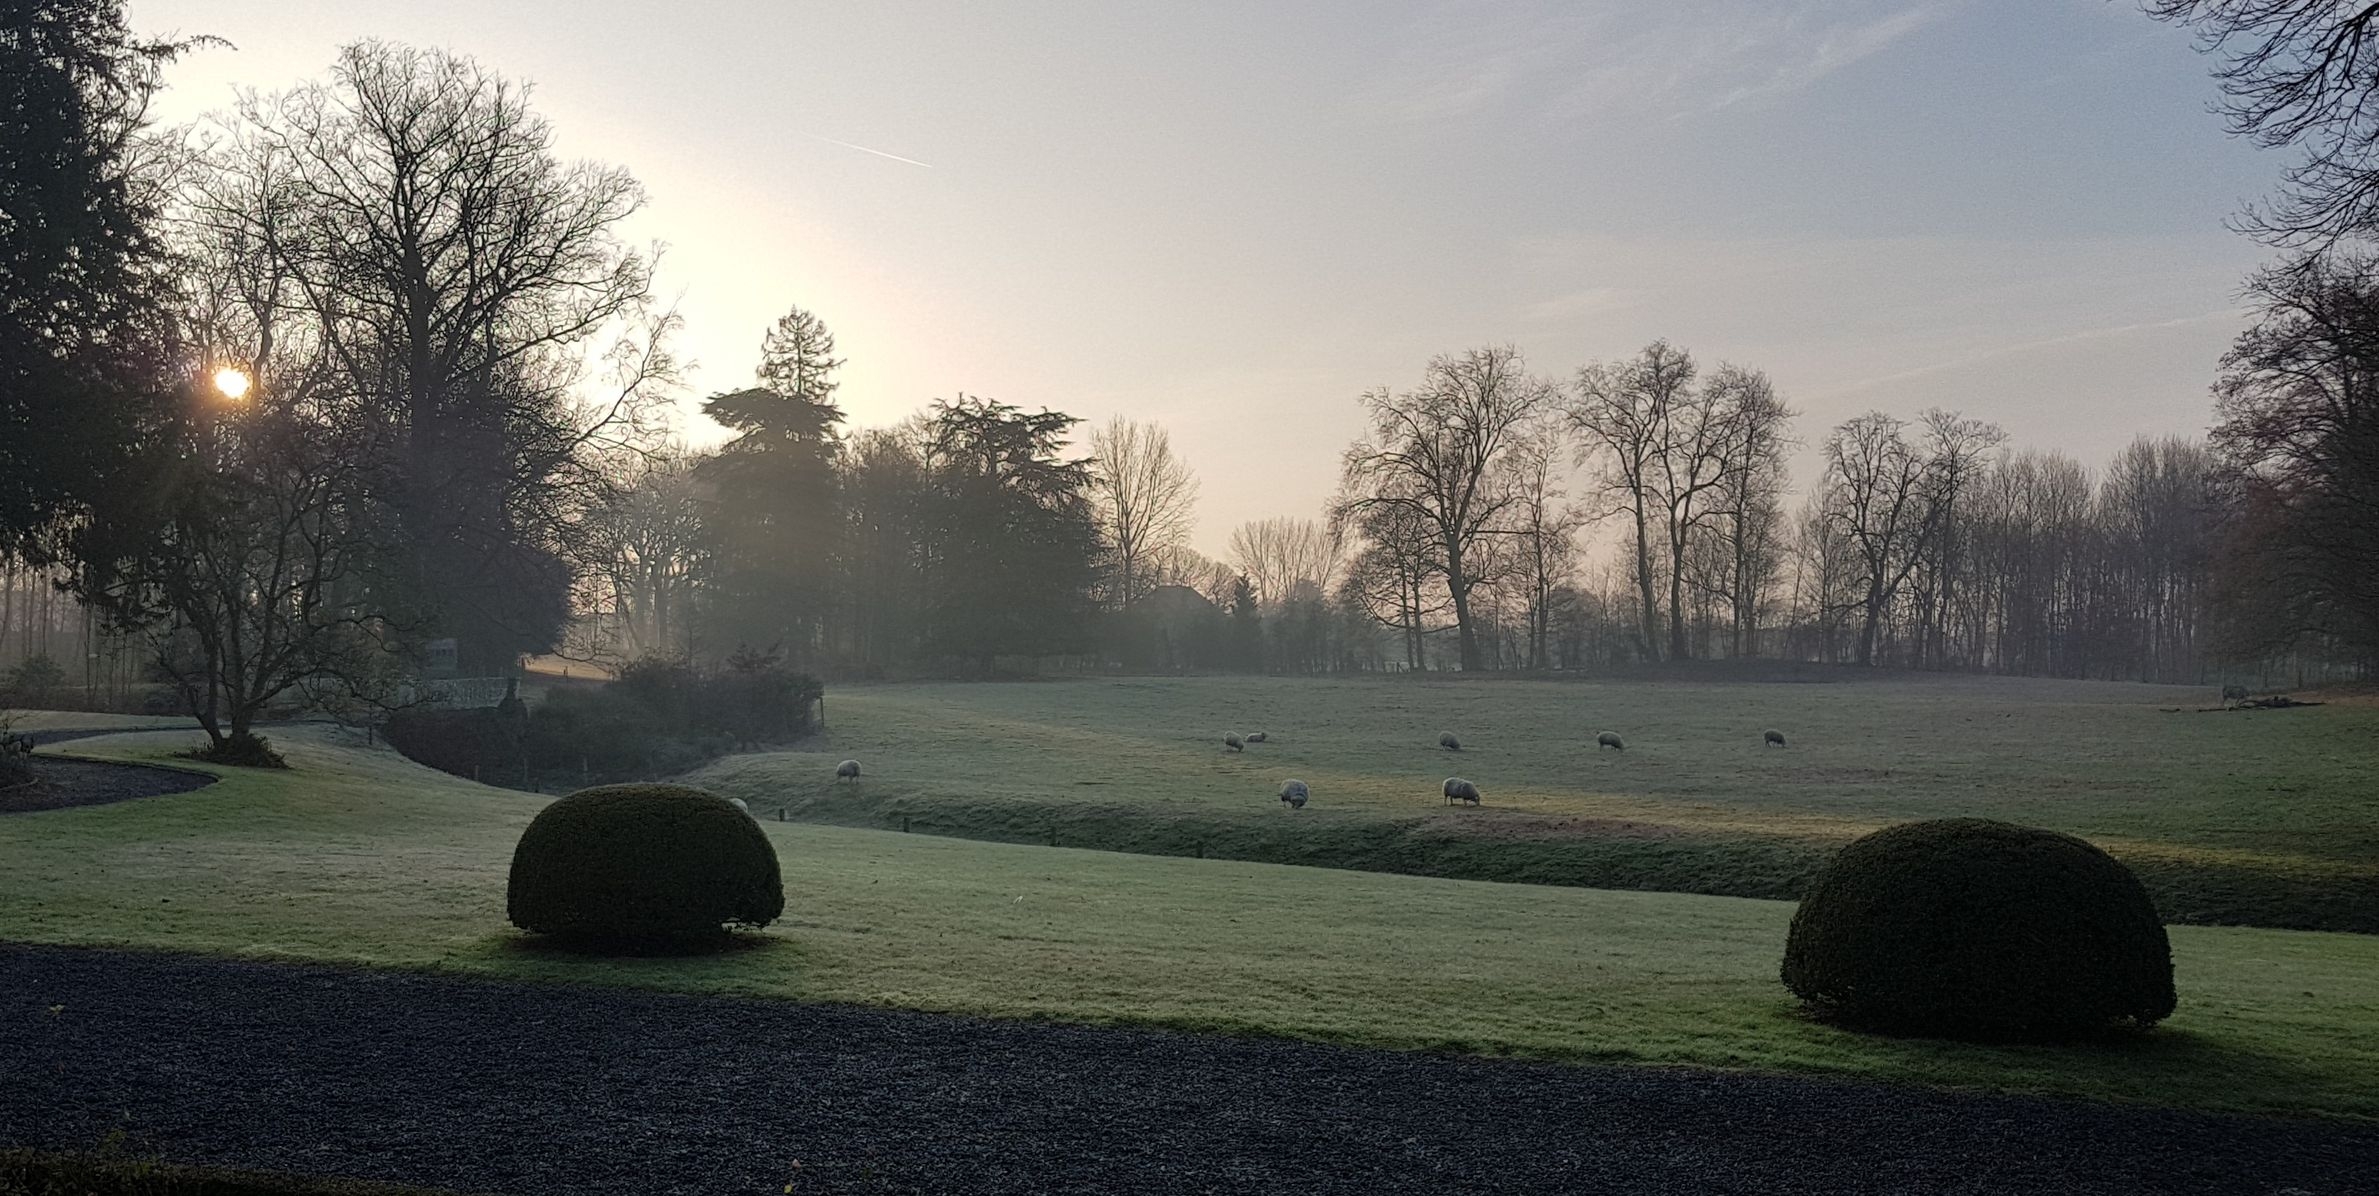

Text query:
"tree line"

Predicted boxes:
[[4, 2, 2374, 754]]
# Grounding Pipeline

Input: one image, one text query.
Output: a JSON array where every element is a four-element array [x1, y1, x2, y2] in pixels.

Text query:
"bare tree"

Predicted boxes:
[[1569, 340, 1696, 660], [1691, 370, 1796, 657], [1090, 417, 1200, 610], [227, 40, 661, 672], [576, 447, 706, 663], [2147, 1, 2379, 246], [76, 391, 408, 757], [1504, 426, 1587, 669], [2206, 253, 2379, 655], [1148, 544, 1238, 606], [1227, 517, 1342, 609], [1904, 408, 2007, 668], [1338, 496, 1447, 670], [1338, 345, 1558, 670], [1819, 412, 1934, 666]]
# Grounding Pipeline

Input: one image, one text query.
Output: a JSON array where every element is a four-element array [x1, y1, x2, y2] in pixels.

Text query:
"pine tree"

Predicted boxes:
[[695, 304, 847, 663]]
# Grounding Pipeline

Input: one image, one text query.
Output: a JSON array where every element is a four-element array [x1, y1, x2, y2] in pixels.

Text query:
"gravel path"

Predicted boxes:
[[3, 945, 2372, 1195], [1, 731, 216, 814]]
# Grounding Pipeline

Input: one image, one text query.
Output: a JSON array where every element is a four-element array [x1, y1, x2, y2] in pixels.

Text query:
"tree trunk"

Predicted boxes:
[[1667, 536, 1690, 661], [1631, 503, 1660, 661]]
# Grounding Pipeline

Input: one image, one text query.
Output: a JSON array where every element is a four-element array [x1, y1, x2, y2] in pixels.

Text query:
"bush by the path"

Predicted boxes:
[[180, 732, 287, 770], [0, 712, 31, 789], [386, 654, 822, 789], [1781, 818, 2176, 1038], [507, 783, 783, 945]]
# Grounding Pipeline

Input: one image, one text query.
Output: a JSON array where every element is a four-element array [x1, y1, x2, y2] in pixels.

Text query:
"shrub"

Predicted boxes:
[[0, 711, 32, 789], [1, 654, 65, 707], [181, 732, 288, 769], [1781, 818, 2175, 1038], [507, 783, 782, 944], [698, 646, 823, 747]]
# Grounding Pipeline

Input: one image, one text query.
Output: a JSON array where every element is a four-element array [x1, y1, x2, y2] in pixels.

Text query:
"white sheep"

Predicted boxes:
[[1245, 731, 1269, 744], [1597, 731, 1624, 751], [1439, 732, 1461, 751], [1279, 779, 1309, 809], [1442, 777, 1481, 806], [1763, 729, 1786, 748], [729, 796, 752, 815], [1224, 734, 1245, 753], [836, 759, 862, 782]]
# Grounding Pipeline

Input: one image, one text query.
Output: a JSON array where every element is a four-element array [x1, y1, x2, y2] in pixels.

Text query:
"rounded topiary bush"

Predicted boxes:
[[1781, 818, 2175, 1038], [507, 783, 783, 944]]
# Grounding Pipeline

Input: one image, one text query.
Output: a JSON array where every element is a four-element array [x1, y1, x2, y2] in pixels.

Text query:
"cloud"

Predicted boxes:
[[1353, 1, 1951, 125], [1520, 286, 1635, 323], [1710, 6, 1947, 110]]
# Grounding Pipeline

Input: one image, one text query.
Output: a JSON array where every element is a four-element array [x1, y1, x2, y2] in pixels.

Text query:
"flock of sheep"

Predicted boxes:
[[1230, 726, 1791, 812], [815, 727, 1790, 816]]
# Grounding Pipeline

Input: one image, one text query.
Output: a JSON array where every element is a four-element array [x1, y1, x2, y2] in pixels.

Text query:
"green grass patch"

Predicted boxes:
[[689, 675, 2379, 932], [3, 725, 2376, 1122]]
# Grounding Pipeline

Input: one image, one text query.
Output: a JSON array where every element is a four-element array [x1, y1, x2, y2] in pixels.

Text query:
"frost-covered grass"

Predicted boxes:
[[1, 722, 2375, 1121], [691, 673, 2379, 932]]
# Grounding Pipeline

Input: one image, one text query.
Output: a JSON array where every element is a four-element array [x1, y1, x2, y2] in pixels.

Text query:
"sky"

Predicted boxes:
[[124, 0, 2281, 558]]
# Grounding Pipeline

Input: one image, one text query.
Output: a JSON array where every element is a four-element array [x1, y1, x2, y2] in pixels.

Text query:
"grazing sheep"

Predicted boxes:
[[1596, 731, 1624, 751], [1439, 732, 1461, 751], [1764, 729, 1787, 748], [2221, 683, 2249, 705], [1442, 777, 1481, 806], [836, 759, 861, 782], [1224, 734, 1245, 753], [1245, 731, 1269, 744], [1279, 779, 1309, 809]]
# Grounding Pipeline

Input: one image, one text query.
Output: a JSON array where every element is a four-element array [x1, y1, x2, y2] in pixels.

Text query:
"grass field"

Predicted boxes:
[[2, 722, 2376, 1122], [687, 674, 2379, 932]]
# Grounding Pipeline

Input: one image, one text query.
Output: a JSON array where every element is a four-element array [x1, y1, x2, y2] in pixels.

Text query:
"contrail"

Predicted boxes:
[[1806, 309, 2245, 400], [805, 132, 933, 169]]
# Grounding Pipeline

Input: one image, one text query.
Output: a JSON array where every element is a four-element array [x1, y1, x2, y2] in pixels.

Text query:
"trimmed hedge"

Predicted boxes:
[[507, 783, 783, 943], [1781, 818, 2175, 1038]]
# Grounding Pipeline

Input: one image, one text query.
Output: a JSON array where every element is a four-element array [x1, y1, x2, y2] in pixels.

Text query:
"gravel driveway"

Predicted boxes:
[[3, 944, 2372, 1195]]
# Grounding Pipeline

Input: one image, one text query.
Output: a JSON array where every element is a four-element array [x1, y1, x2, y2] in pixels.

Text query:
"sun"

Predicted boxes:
[[212, 367, 251, 400]]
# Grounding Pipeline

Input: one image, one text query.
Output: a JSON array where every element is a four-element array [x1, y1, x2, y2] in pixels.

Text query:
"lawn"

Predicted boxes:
[[689, 674, 2379, 932], [2, 723, 2375, 1123]]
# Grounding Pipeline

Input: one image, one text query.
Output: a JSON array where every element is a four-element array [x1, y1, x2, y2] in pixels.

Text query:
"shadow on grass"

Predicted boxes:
[[1771, 1001, 2358, 1118], [496, 927, 783, 960]]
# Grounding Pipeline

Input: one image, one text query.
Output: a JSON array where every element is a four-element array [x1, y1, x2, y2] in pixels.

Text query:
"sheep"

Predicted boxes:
[[836, 759, 861, 782], [1224, 734, 1245, 753], [1596, 731, 1624, 751], [729, 796, 752, 816], [1439, 732, 1461, 751], [1244, 731, 1269, 744], [1764, 729, 1786, 748], [1279, 779, 1309, 809], [1442, 777, 1481, 806]]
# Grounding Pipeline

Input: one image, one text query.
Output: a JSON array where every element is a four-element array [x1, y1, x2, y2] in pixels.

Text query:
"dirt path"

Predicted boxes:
[[3, 944, 2371, 1194]]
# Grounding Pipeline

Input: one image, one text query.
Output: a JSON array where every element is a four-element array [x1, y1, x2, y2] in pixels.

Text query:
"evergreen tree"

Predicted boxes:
[[696, 305, 846, 664], [0, 0, 188, 553], [915, 396, 1103, 671]]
